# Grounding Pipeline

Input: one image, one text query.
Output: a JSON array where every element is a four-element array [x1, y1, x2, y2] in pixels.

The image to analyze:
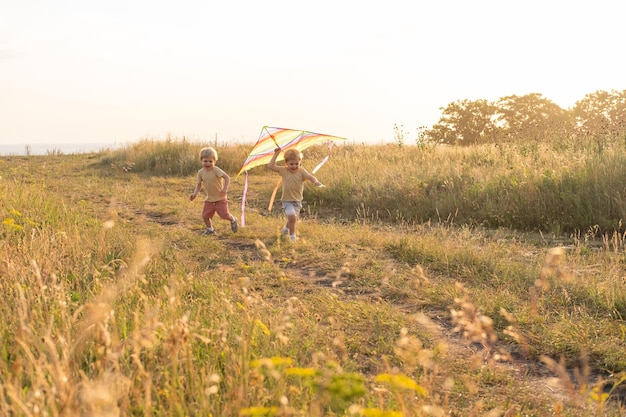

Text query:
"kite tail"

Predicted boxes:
[[312, 155, 330, 174], [312, 141, 334, 174], [267, 178, 282, 211], [240, 171, 249, 227]]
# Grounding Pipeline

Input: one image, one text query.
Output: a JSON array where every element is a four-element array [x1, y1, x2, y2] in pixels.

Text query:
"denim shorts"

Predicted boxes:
[[282, 201, 302, 217]]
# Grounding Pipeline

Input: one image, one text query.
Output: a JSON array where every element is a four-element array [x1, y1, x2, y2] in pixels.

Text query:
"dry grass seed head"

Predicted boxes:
[[451, 283, 497, 352], [394, 327, 435, 373], [254, 239, 272, 262], [133, 305, 164, 349], [79, 369, 130, 417], [167, 315, 190, 354], [537, 247, 571, 290]]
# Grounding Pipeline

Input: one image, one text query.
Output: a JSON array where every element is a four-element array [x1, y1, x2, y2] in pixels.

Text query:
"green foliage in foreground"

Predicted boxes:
[[1, 141, 626, 416]]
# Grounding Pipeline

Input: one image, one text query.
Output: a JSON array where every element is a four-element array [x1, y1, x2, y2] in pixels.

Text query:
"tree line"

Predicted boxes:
[[419, 89, 626, 145]]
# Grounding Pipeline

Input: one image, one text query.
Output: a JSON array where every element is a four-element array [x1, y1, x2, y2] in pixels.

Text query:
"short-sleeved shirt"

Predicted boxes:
[[277, 167, 310, 202], [197, 166, 227, 202]]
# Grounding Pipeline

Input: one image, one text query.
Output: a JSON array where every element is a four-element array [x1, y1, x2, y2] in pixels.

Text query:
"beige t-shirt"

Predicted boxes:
[[197, 166, 227, 202], [277, 167, 310, 202]]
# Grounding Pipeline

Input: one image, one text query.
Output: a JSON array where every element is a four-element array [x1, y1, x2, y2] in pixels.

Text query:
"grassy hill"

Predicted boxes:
[[1, 138, 626, 416]]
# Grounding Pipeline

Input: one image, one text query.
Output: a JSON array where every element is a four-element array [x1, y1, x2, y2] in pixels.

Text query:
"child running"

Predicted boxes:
[[269, 147, 323, 242], [190, 146, 238, 235]]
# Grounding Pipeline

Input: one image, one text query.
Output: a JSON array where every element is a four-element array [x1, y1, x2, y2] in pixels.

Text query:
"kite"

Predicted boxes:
[[236, 126, 348, 227]]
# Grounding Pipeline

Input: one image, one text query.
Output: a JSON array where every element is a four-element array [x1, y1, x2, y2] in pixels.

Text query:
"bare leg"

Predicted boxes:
[[286, 214, 297, 236]]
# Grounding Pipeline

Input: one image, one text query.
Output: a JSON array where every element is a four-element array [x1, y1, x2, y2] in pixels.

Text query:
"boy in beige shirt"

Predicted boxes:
[[190, 147, 238, 235], [269, 147, 323, 242]]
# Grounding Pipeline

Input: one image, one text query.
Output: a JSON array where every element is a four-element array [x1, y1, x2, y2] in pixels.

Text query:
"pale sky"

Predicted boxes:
[[1, 0, 625, 146]]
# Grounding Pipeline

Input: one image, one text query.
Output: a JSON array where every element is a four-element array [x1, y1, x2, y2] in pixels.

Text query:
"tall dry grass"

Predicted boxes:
[[310, 137, 626, 234], [1, 137, 626, 415], [98, 136, 250, 177], [99, 135, 626, 233]]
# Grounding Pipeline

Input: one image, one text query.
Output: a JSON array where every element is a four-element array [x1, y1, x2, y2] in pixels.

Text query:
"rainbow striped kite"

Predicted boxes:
[[237, 126, 347, 226]]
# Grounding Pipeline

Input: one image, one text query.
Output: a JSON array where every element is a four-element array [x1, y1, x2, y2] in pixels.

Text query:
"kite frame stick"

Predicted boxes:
[[265, 126, 281, 149]]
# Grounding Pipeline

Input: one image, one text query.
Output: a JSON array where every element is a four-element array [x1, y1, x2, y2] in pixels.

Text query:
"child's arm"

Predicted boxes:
[[190, 178, 202, 201], [268, 147, 281, 172], [220, 173, 231, 197], [303, 171, 323, 187]]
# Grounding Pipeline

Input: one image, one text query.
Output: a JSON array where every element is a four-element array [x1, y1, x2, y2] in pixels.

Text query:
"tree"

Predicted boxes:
[[571, 89, 626, 138], [425, 99, 498, 145], [495, 93, 571, 141]]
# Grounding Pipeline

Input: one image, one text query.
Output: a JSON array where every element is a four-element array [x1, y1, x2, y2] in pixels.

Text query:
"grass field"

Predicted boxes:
[[1, 138, 626, 416]]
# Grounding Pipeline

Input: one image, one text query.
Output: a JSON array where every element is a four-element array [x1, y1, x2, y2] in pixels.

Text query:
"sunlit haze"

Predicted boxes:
[[1, 0, 625, 148]]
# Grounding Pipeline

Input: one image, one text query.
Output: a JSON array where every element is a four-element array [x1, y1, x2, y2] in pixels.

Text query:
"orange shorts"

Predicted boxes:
[[202, 200, 232, 220]]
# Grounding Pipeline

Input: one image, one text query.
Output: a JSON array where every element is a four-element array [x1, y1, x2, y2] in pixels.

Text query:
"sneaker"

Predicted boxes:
[[281, 226, 289, 235], [202, 227, 215, 235], [230, 217, 239, 233], [289, 235, 297, 242]]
